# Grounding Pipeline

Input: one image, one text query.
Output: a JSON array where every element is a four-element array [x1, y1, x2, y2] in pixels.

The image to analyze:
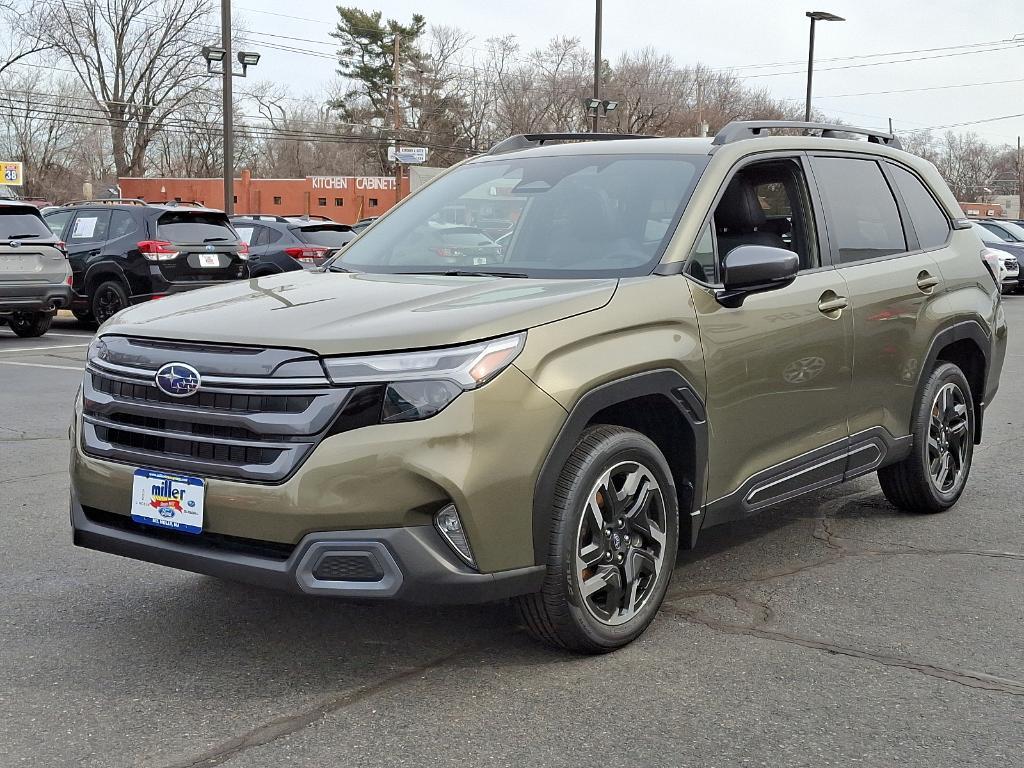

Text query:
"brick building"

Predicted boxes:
[[119, 170, 412, 224]]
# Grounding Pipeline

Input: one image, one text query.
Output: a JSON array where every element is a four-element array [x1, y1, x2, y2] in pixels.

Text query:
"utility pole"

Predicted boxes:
[[592, 0, 602, 133], [393, 33, 403, 205], [221, 0, 234, 215], [1018, 136, 1022, 220]]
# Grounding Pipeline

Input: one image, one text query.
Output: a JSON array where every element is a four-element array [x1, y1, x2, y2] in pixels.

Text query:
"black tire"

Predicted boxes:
[[8, 311, 52, 338], [71, 308, 94, 324], [90, 280, 129, 325], [516, 425, 679, 653], [878, 362, 975, 513]]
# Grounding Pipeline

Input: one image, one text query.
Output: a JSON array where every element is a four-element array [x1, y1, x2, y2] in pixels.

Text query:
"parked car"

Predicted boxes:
[[350, 216, 378, 233], [973, 218, 1024, 245], [43, 200, 248, 325], [71, 121, 1006, 652], [229, 215, 356, 275], [0, 201, 71, 337], [972, 222, 1022, 293]]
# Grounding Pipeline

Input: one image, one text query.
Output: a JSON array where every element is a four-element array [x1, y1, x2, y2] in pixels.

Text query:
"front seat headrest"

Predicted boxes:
[[716, 177, 767, 231]]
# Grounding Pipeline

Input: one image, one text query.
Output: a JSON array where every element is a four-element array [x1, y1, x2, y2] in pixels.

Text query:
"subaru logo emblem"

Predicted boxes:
[[205, 244, 215, 252], [9, 240, 21, 248], [155, 363, 201, 398]]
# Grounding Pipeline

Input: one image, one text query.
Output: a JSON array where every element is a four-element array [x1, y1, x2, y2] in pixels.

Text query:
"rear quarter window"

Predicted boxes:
[[156, 212, 237, 243], [888, 165, 951, 250], [0, 211, 52, 239]]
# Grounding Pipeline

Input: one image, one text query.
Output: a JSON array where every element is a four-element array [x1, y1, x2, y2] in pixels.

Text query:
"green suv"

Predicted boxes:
[[70, 121, 1007, 652]]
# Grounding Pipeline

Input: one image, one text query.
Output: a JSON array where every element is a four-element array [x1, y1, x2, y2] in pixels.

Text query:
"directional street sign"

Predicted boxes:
[[1, 161, 24, 186]]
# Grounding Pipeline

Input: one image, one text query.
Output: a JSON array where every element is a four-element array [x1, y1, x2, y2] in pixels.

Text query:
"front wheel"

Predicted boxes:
[[878, 362, 974, 513], [516, 425, 679, 653], [8, 311, 53, 338]]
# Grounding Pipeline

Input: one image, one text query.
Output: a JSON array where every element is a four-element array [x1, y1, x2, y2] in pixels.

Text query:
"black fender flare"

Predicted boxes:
[[914, 319, 991, 442], [531, 368, 708, 565], [83, 261, 132, 299]]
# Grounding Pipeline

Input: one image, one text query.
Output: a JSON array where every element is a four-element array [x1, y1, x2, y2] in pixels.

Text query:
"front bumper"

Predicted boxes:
[[0, 282, 71, 313], [71, 492, 544, 603]]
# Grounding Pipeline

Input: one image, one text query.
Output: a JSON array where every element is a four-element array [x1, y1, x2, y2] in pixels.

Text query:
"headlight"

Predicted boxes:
[[86, 336, 108, 363], [324, 332, 526, 422]]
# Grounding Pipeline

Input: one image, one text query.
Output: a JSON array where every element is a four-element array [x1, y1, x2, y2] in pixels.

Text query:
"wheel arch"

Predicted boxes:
[[916, 320, 990, 443], [532, 369, 708, 565], [83, 262, 130, 298]]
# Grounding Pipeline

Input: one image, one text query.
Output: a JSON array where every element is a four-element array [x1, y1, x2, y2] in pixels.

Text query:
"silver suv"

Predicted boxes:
[[0, 201, 72, 337]]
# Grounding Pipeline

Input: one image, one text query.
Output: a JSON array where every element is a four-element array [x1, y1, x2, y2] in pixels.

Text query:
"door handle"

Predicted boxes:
[[916, 271, 940, 293], [817, 292, 849, 314]]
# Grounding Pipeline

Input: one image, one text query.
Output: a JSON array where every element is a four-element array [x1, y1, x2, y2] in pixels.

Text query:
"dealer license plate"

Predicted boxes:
[[130, 469, 204, 534], [198, 253, 220, 267]]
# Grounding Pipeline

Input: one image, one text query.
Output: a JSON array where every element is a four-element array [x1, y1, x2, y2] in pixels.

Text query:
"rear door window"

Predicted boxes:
[[812, 157, 906, 264], [68, 210, 111, 243], [109, 210, 139, 239], [888, 165, 951, 250], [0, 211, 52, 239], [156, 212, 237, 244], [295, 226, 355, 247]]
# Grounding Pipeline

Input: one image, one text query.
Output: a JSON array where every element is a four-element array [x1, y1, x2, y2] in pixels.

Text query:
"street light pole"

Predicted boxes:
[[804, 10, 844, 123], [221, 0, 234, 215], [592, 0, 602, 133]]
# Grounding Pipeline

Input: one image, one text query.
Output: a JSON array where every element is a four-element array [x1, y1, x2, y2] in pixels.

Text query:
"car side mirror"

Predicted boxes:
[[715, 245, 800, 308]]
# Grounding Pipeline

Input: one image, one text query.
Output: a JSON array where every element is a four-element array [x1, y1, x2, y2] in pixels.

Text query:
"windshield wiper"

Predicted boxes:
[[400, 269, 529, 278], [5, 233, 42, 239], [326, 264, 353, 272], [203, 236, 229, 242]]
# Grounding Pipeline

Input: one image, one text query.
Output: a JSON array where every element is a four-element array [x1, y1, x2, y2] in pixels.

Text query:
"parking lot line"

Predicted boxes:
[[0, 343, 90, 354], [0, 332, 93, 339], [0, 360, 84, 371]]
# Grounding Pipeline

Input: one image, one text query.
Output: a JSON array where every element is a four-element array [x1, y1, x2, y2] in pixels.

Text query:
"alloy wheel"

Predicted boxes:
[[94, 286, 125, 323], [574, 461, 668, 626], [928, 382, 970, 494]]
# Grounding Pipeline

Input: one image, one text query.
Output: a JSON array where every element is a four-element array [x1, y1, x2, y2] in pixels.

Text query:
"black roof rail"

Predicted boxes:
[[284, 214, 333, 222], [712, 120, 902, 150], [64, 198, 147, 207], [486, 132, 657, 156]]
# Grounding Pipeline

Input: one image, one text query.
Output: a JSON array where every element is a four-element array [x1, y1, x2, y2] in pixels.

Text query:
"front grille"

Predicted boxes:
[[1005, 258, 1019, 270], [81, 336, 353, 482]]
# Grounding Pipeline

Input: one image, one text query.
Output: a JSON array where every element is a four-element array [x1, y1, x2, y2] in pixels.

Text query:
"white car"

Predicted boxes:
[[972, 222, 1020, 293]]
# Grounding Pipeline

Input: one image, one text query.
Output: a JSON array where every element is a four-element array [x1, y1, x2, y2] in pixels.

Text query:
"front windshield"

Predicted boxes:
[[335, 153, 708, 278], [994, 220, 1024, 241], [974, 223, 1006, 244]]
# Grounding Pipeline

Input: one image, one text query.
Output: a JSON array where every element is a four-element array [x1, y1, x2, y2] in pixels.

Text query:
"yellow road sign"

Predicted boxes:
[[1, 161, 24, 186]]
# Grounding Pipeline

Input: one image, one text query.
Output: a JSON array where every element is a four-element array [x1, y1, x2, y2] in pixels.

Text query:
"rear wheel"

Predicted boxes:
[[90, 280, 129, 325], [516, 425, 679, 653], [71, 308, 94, 324], [8, 311, 52, 338], [878, 362, 974, 513]]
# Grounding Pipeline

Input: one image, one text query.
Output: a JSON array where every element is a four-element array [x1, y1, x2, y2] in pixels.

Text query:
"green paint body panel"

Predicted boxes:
[[70, 131, 1006, 595]]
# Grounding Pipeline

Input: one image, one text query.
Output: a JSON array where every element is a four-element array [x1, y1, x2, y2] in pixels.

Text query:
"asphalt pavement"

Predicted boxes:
[[1, 305, 1021, 768]]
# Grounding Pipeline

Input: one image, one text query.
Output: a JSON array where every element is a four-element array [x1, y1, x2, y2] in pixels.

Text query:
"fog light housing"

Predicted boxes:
[[382, 380, 462, 423], [434, 504, 476, 569]]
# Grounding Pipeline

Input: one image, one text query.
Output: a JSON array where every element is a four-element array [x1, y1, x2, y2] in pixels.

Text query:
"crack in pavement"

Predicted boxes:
[[152, 645, 479, 768], [661, 495, 1024, 697], [660, 602, 1024, 696]]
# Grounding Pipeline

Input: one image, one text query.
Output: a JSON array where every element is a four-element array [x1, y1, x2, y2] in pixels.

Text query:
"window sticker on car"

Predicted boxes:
[[72, 216, 98, 239]]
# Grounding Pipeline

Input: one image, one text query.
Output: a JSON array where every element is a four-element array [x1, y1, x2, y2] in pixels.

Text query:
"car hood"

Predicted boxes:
[[989, 241, 1024, 259], [101, 271, 617, 355]]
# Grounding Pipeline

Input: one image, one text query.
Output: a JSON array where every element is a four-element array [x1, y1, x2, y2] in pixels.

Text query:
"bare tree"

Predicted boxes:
[[0, 0, 53, 78], [45, 0, 215, 177]]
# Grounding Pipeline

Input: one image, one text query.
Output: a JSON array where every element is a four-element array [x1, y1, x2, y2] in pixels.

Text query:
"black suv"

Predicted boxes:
[[43, 200, 248, 325], [229, 215, 356, 276]]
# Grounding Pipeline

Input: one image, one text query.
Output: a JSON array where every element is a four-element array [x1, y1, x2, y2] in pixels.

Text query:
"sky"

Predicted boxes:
[[232, 0, 1024, 146]]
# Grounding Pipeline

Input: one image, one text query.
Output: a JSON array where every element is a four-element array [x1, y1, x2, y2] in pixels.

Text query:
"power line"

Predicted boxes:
[[814, 76, 1024, 99]]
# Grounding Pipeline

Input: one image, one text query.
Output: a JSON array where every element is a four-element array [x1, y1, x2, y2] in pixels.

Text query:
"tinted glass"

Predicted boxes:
[[988, 220, 1024, 241], [296, 226, 354, 246], [68, 211, 111, 243], [336, 154, 707, 278], [156, 212, 237, 243], [109, 210, 138, 239], [978, 222, 1012, 241], [889, 165, 950, 250], [43, 209, 73, 237], [972, 223, 1006, 244], [0, 211, 52, 239], [813, 157, 906, 263]]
